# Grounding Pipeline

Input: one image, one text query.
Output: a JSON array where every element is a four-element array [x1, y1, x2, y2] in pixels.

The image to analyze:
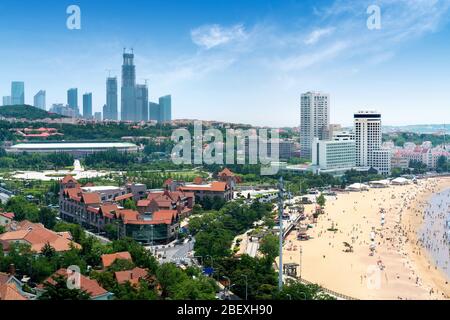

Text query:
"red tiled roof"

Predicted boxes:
[[101, 252, 132, 268], [115, 193, 134, 202], [179, 181, 228, 192], [0, 212, 14, 220], [99, 204, 120, 219], [0, 221, 80, 252], [0, 283, 28, 300], [43, 269, 108, 298], [115, 267, 148, 285], [81, 193, 101, 205], [218, 168, 235, 177], [61, 175, 78, 184]]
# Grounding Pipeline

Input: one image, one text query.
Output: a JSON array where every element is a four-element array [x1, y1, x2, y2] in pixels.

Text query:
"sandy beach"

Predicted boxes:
[[283, 177, 450, 300]]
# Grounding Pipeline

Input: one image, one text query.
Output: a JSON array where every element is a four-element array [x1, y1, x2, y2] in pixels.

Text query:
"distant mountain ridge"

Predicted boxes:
[[0, 105, 66, 120]]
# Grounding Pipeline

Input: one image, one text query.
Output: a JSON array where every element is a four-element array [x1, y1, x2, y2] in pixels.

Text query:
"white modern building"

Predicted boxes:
[[354, 110, 391, 175], [300, 92, 330, 160], [311, 137, 357, 176], [354, 110, 382, 167], [6, 142, 138, 157], [371, 149, 392, 175]]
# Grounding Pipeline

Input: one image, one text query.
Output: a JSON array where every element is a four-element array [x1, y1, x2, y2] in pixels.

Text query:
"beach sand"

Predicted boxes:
[[283, 177, 450, 300]]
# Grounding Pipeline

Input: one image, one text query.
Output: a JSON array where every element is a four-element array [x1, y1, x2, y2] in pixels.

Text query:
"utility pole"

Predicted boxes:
[[278, 177, 284, 292]]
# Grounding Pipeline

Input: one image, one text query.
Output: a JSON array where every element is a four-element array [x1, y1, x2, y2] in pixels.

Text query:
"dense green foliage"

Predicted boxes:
[[0, 105, 65, 120]]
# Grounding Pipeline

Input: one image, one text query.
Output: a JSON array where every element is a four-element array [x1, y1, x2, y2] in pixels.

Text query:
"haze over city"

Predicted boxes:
[[1, 0, 450, 127]]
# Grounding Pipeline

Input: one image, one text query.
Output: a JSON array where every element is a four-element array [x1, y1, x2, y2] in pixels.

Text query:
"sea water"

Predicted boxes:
[[418, 188, 450, 279]]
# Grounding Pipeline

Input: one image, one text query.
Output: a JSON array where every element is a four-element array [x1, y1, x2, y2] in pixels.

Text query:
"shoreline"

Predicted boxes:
[[283, 177, 450, 300], [402, 178, 450, 299]]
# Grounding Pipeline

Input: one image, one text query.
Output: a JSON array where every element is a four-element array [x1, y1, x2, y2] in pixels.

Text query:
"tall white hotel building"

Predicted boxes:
[[354, 110, 391, 175], [300, 92, 330, 160]]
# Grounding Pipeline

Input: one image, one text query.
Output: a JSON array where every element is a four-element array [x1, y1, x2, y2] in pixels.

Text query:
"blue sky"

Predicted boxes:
[[1, 0, 450, 127]]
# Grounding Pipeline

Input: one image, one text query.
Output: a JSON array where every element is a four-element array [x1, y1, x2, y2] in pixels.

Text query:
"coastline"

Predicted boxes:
[[283, 177, 450, 300], [402, 177, 450, 299]]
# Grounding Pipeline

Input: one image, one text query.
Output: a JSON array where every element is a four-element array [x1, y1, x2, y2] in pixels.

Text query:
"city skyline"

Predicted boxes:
[[1, 0, 450, 127]]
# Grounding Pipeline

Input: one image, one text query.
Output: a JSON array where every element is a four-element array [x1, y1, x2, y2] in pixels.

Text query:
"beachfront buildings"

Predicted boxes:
[[179, 181, 233, 202], [354, 110, 391, 175], [311, 136, 357, 176], [300, 92, 330, 159], [58, 176, 192, 244], [392, 144, 450, 169], [6, 142, 138, 157]]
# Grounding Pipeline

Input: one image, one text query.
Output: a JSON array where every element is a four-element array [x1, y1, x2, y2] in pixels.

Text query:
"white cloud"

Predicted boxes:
[[191, 24, 247, 49], [304, 27, 335, 45]]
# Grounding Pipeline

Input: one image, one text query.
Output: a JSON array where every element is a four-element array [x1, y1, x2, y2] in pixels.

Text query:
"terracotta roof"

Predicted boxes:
[[218, 168, 235, 177], [0, 221, 80, 252], [137, 199, 151, 207], [43, 269, 108, 298], [0, 212, 14, 220], [118, 210, 140, 222], [179, 181, 228, 192], [61, 175, 78, 184], [0, 283, 28, 300], [99, 204, 120, 219], [81, 193, 101, 205], [114, 267, 148, 285], [115, 193, 134, 202], [101, 252, 132, 268], [64, 187, 82, 201], [152, 210, 179, 224]]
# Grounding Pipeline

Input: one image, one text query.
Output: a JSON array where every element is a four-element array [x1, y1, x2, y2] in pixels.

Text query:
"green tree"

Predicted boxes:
[[38, 274, 91, 300], [316, 194, 326, 207], [259, 234, 279, 262], [156, 263, 188, 298], [39, 207, 57, 229]]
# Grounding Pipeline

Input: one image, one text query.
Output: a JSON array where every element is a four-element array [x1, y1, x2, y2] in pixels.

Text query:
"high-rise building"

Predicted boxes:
[[121, 50, 136, 121], [83, 93, 93, 119], [94, 112, 102, 121], [300, 91, 330, 160], [11, 81, 25, 105], [149, 102, 161, 122], [136, 84, 149, 122], [159, 95, 172, 122], [67, 88, 79, 115], [33, 90, 46, 110], [2, 96, 11, 106], [105, 77, 118, 120], [354, 110, 382, 167]]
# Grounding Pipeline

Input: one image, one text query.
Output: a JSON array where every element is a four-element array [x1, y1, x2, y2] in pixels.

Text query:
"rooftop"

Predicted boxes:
[[9, 142, 137, 150]]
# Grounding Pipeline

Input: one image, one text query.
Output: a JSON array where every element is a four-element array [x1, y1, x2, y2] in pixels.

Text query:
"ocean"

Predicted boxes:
[[419, 188, 450, 279]]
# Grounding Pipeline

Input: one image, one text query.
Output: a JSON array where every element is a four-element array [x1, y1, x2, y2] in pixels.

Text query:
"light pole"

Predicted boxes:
[[299, 246, 303, 281], [242, 275, 248, 300], [278, 177, 284, 292], [222, 276, 231, 300]]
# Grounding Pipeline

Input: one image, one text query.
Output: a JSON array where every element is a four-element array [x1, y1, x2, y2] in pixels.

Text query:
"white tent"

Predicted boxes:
[[346, 183, 369, 191], [391, 177, 410, 185], [369, 180, 390, 188]]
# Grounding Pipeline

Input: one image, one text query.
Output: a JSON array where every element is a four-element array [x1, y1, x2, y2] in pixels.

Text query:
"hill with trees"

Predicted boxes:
[[0, 105, 65, 120]]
